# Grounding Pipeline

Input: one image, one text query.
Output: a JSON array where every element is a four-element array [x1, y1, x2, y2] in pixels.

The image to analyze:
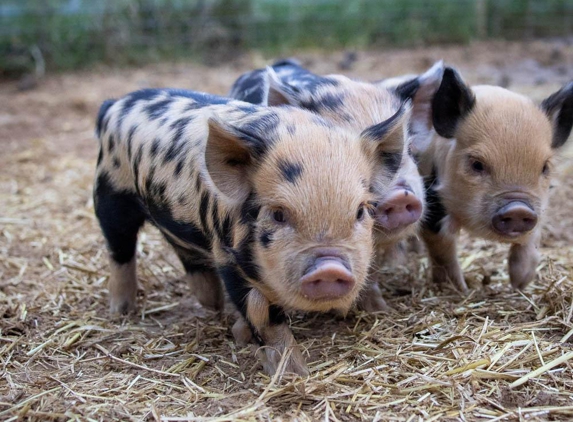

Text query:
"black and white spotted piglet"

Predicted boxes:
[[94, 88, 410, 375]]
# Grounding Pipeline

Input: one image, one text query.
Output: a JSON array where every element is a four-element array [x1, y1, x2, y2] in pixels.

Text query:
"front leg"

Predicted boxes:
[[357, 281, 390, 312], [509, 229, 541, 290], [422, 228, 467, 293], [244, 289, 308, 376], [220, 265, 308, 376]]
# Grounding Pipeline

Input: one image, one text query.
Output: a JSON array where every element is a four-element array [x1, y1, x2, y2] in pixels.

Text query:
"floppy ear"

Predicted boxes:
[[264, 67, 311, 106], [393, 61, 444, 153], [541, 82, 573, 149], [432, 67, 475, 139], [205, 117, 266, 203], [361, 102, 411, 192]]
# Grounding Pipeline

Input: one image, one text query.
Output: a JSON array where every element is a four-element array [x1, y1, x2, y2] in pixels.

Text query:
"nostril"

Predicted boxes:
[[405, 204, 413, 212]]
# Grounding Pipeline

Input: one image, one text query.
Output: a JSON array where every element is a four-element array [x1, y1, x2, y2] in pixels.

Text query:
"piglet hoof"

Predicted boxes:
[[109, 296, 136, 316], [357, 283, 390, 313], [432, 266, 468, 294], [232, 316, 253, 347], [508, 244, 541, 290], [257, 345, 309, 377]]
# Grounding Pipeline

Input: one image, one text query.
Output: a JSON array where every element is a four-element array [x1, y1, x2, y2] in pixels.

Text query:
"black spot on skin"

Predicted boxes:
[[423, 167, 448, 233], [145, 165, 156, 195], [214, 213, 233, 248], [108, 135, 115, 154], [150, 138, 161, 158], [172, 244, 212, 274], [240, 113, 279, 146], [395, 77, 420, 101], [96, 99, 116, 137], [199, 191, 210, 233], [432, 67, 475, 139], [312, 116, 332, 128], [113, 156, 121, 168], [278, 159, 303, 184], [240, 192, 261, 224], [302, 92, 345, 113], [218, 265, 252, 316], [232, 233, 260, 281], [379, 152, 402, 175], [195, 172, 202, 191], [126, 126, 136, 162], [94, 172, 145, 265], [164, 117, 191, 163], [286, 124, 296, 135], [148, 201, 211, 251], [268, 304, 286, 325], [132, 144, 144, 195], [259, 230, 274, 248], [96, 149, 103, 166], [146, 98, 172, 120], [174, 157, 185, 177]]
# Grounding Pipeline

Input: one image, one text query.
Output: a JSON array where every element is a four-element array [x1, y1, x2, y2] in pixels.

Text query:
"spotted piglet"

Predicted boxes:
[[415, 68, 573, 291], [94, 88, 410, 375], [229, 60, 444, 310]]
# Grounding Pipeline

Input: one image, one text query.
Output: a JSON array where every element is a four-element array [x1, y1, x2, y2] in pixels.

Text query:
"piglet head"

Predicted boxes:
[[205, 104, 409, 313], [431, 67, 573, 243]]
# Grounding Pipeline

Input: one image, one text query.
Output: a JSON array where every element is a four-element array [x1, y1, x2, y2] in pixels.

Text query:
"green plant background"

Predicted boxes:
[[2, 0, 573, 76]]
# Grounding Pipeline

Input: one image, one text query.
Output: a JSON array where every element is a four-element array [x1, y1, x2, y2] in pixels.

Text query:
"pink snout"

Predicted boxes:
[[300, 256, 355, 300], [376, 185, 423, 231]]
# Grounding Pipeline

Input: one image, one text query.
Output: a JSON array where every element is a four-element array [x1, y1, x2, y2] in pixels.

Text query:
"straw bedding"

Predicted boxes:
[[1, 41, 572, 421]]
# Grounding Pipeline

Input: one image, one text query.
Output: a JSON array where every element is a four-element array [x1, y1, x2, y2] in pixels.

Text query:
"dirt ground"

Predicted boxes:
[[1, 40, 573, 421]]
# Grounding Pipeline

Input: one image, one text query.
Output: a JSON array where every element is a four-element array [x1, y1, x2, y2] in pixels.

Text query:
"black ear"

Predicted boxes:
[[541, 82, 573, 149], [432, 67, 475, 139], [205, 117, 267, 203]]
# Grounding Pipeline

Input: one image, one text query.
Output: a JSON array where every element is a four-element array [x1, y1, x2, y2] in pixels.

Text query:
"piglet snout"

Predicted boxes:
[[377, 183, 423, 231], [300, 253, 355, 300], [492, 201, 537, 237]]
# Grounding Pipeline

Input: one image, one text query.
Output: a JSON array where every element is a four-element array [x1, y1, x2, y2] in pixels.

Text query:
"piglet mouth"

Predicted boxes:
[[299, 255, 355, 301]]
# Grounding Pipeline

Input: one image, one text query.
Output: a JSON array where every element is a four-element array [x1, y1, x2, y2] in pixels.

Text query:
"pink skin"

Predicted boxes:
[[492, 201, 538, 238], [376, 180, 423, 232], [300, 256, 355, 300]]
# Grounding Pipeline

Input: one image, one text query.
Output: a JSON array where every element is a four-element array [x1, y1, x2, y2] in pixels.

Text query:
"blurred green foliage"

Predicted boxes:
[[2, 0, 573, 77]]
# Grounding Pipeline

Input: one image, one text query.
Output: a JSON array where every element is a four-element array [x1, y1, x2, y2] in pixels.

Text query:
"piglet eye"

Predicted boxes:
[[272, 209, 286, 223], [542, 162, 550, 175], [356, 205, 366, 221], [470, 159, 485, 174]]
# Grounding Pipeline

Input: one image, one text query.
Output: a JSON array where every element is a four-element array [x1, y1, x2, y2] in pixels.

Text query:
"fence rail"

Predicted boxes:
[[2, 0, 573, 76]]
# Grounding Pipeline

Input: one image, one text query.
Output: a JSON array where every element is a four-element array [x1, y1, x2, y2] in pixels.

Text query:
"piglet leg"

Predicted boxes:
[[357, 281, 390, 312], [109, 256, 138, 315], [245, 289, 308, 376], [509, 229, 541, 290], [422, 229, 467, 293]]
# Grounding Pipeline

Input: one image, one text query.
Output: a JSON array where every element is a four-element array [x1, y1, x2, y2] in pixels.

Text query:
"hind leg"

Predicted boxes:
[[174, 247, 224, 311], [94, 175, 145, 315]]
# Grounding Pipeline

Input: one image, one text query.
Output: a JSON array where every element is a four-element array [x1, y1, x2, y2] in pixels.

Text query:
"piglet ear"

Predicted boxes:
[[394, 61, 444, 153], [432, 67, 475, 139], [361, 102, 411, 192], [264, 67, 308, 106], [541, 82, 573, 149], [205, 117, 264, 203]]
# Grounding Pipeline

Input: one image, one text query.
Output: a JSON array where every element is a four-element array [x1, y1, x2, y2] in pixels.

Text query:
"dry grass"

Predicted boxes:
[[1, 40, 573, 421]]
